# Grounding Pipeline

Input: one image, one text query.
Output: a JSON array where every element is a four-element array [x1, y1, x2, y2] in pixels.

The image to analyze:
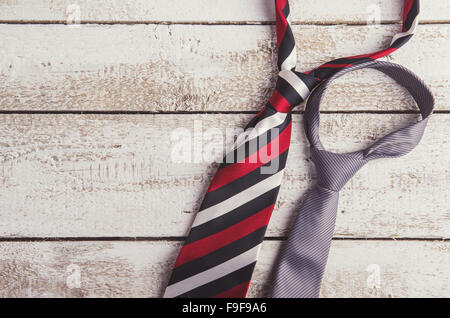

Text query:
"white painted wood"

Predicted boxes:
[[0, 0, 449, 298], [0, 114, 448, 238], [0, 240, 448, 297], [0, 24, 448, 112], [0, 0, 448, 24]]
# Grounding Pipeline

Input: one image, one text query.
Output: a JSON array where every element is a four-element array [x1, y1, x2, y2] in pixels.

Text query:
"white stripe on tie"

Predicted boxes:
[[234, 112, 287, 151], [279, 69, 310, 101], [163, 245, 260, 298], [390, 15, 419, 46], [280, 48, 297, 71], [192, 170, 284, 227]]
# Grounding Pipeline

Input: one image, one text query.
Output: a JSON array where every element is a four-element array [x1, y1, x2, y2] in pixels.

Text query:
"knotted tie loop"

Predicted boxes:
[[269, 0, 321, 113], [269, 69, 320, 113], [304, 60, 434, 191], [272, 60, 434, 298], [270, 0, 420, 114]]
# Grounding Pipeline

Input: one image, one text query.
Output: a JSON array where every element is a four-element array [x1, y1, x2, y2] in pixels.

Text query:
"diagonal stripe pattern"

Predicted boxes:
[[272, 60, 434, 298], [164, 0, 421, 298]]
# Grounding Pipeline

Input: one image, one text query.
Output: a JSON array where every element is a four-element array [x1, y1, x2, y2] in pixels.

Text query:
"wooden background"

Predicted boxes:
[[0, 0, 449, 298]]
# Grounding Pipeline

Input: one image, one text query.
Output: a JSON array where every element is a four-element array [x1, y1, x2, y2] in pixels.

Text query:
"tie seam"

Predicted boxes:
[[315, 184, 339, 194]]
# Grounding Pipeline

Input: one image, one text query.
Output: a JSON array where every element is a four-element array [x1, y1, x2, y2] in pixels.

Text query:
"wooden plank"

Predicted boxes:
[[0, 113, 448, 238], [0, 0, 448, 24], [1, 24, 448, 112], [0, 240, 448, 297]]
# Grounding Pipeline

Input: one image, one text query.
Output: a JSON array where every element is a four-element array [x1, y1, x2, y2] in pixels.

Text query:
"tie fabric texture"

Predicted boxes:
[[164, 0, 420, 298], [272, 60, 434, 298]]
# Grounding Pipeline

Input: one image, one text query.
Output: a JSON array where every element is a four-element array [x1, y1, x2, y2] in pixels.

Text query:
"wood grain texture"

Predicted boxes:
[[0, 24, 449, 112], [0, 113, 448, 239], [1, 0, 449, 298], [0, 0, 448, 24], [0, 240, 448, 298]]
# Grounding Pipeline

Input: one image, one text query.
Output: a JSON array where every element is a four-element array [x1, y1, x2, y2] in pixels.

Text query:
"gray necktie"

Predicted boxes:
[[272, 60, 434, 298]]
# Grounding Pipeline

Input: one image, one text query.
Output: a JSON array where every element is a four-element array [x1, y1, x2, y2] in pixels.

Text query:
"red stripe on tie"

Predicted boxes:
[[403, 0, 415, 31], [213, 281, 251, 298], [269, 90, 292, 113], [348, 47, 397, 61], [207, 122, 292, 193], [276, 0, 287, 12], [174, 205, 275, 268], [369, 47, 397, 60], [275, 0, 288, 47], [256, 106, 267, 117], [319, 63, 353, 69]]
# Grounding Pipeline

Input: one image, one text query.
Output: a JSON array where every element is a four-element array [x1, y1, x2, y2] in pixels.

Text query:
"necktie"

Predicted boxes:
[[164, 0, 420, 298], [272, 60, 434, 298]]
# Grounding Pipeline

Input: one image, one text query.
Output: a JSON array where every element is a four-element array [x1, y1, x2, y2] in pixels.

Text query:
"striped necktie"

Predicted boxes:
[[272, 60, 434, 298], [164, 0, 420, 298]]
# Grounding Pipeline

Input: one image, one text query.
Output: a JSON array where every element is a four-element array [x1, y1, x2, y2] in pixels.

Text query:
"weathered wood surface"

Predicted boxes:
[[1, 0, 449, 298], [0, 240, 448, 298], [1, 24, 449, 112], [0, 0, 448, 24], [0, 113, 448, 239]]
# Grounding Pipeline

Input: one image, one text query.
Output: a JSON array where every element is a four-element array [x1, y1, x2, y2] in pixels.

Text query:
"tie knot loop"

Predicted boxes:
[[268, 70, 320, 113], [304, 60, 434, 192]]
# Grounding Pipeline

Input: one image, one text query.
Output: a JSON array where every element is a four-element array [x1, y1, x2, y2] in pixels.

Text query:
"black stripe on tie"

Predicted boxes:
[[256, 105, 278, 121], [390, 34, 413, 50], [275, 76, 303, 106], [324, 57, 373, 65], [310, 67, 345, 80], [201, 150, 289, 210], [169, 226, 267, 285], [175, 262, 256, 298], [295, 72, 321, 90], [219, 114, 291, 170], [404, 0, 419, 32], [245, 106, 278, 130], [187, 186, 280, 244], [277, 25, 295, 69], [309, 58, 373, 80], [281, 0, 290, 17]]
